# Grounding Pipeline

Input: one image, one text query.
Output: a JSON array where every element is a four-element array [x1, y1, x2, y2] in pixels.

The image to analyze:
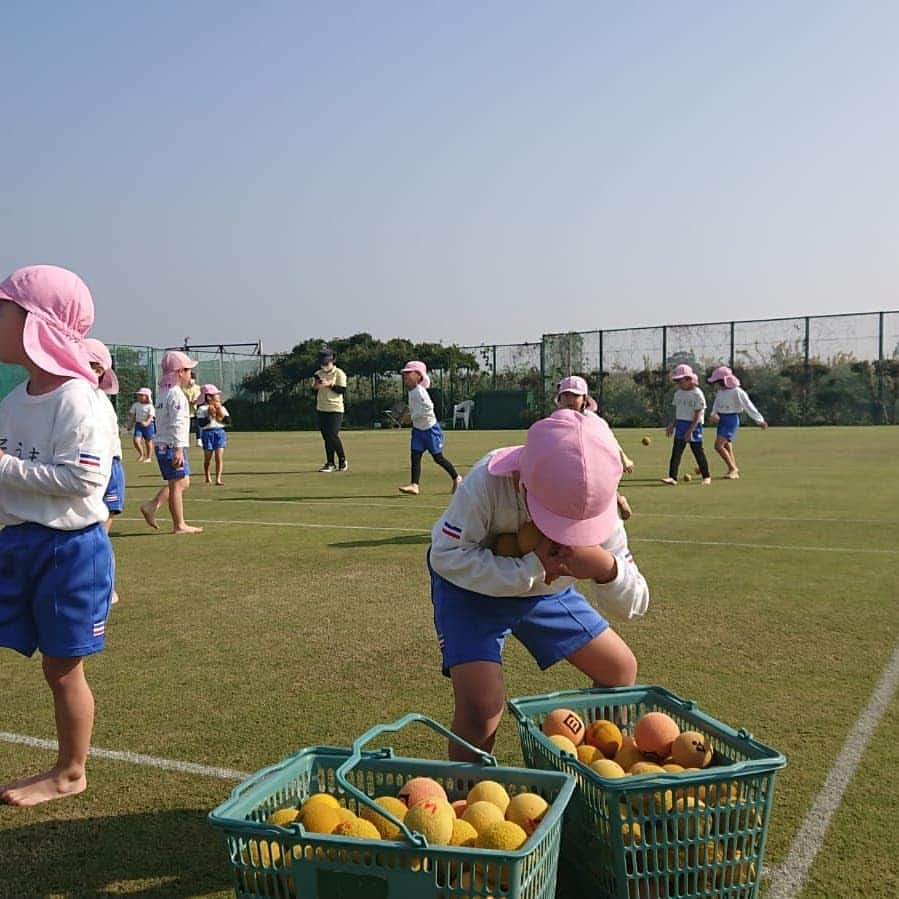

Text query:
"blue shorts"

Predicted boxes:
[[429, 558, 608, 676], [0, 522, 113, 658], [134, 422, 156, 440], [201, 429, 227, 451], [103, 457, 126, 513], [411, 424, 445, 455], [715, 413, 740, 442], [674, 420, 704, 442], [155, 445, 191, 481]]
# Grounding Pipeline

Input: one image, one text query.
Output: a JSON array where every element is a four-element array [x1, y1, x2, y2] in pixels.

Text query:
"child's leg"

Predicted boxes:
[[140, 485, 168, 529], [566, 628, 637, 687], [430, 451, 459, 482], [167, 476, 203, 534], [689, 441, 711, 481], [725, 439, 738, 473], [0, 656, 92, 807], [667, 438, 687, 479], [203, 449, 213, 482], [448, 661, 506, 762], [132, 434, 144, 460], [145, 438, 154, 461], [214, 448, 224, 485], [102, 520, 119, 604], [400, 450, 425, 494]]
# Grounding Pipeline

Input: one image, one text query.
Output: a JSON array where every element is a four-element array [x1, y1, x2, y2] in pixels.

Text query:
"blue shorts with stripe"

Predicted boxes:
[[155, 445, 191, 481], [0, 522, 113, 657], [715, 413, 740, 441], [103, 457, 126, 513], [428, 553, 608, 676], [674, 419, 704, 442], [134, 422, 156, 439], [201, 428, 227, 451], [411, 424, 445, 455]]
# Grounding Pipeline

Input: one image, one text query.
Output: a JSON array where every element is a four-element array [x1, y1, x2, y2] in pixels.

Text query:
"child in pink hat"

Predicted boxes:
[[397, 361, 462, 496], [139, 350, 203, 534], [0, 265, 114, 807], [196, 384, 231, 485], [554, 375, 635, 519], [84, 338, 125, 605], [709, 373, 767, 478], [663, 365, 711, 486], [127, 388, 156, 462], [428, 409, 650, 762]]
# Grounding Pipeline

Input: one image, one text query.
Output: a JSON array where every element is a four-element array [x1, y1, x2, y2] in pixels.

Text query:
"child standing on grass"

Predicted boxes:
[[554, 375, 634, 519], [84, 338, 124, 605], [398, 361, 462, 496], [709, 373, 767, 479], [127, 388, 155, 462], [429, 409, 649, 762], [196, 384, 230, 486], [663, 364, 711, 486], [140, 350, 203, 534], [0, 265, 114, 807]]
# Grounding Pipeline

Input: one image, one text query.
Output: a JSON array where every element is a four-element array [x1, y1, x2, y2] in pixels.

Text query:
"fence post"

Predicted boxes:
[[661, 326, 667, 371], [729, 321, 735, 369], [598, 329, 604, 405], [492, 345, 497, 390], [878, 311, 885, 422]]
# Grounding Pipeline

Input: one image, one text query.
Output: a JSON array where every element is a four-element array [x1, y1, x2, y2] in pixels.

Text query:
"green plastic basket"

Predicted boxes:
[[507, 686, 786, 899], [209, 713, 576, 899]]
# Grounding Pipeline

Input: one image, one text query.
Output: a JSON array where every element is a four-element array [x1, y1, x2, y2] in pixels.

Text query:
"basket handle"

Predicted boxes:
[[335, 713, 496, 848]]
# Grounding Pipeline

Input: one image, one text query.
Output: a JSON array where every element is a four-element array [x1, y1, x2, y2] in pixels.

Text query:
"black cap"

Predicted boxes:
[[318, 346, 335, 361]]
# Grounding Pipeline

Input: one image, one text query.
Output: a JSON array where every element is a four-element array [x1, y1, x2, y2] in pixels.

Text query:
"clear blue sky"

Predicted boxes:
[[2, 1, 897, 353]]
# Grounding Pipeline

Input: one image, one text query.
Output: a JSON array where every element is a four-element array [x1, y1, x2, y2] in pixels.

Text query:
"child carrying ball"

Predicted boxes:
[[428, 409, 650, 762], [127, 388, 155, 462], [0, 265, 114, 806], [196, 384, 231, 485]]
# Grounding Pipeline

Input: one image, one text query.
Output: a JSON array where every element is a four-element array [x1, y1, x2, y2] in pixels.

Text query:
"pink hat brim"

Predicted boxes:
[[98, 368, 119, 394], [487, 445, 524, 475], [525, 485, 619, 547], [20, 313, 96, 382]]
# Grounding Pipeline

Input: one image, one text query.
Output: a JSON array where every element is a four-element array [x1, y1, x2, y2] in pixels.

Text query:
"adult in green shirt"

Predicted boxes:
[[312, 347, 348, 472]]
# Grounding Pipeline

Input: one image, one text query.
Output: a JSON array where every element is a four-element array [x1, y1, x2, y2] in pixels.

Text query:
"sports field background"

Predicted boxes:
[[1, 425, 897, 898]]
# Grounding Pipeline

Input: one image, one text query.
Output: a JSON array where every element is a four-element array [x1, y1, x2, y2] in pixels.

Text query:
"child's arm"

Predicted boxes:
[[683, 408, 702, 441], [430, 476, 547, 596], [737, 388, 766, 428]]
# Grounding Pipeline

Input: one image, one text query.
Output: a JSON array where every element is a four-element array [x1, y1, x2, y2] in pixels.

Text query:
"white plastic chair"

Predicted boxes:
[[452, 399, 475, 429]]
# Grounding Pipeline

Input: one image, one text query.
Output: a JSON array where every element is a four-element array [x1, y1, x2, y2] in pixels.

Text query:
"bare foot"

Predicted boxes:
[[204, 477, 212, 484], [140, 502, 159, 530], [140, 458, 152, 464], [111, 590, 120, 605], [398, 484, 420, 495], [1, 768, 87, 807], [215, 480, 224, 486], [173, 525, 203, 534]]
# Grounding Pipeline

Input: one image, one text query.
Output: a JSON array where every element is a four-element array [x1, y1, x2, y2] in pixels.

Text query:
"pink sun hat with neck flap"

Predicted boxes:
[[0, 265, 96, 382], [401, 360, 430, 389], [487, 408, 622, 546], [83, 337, 119, 395], [670, 363, 695, 381], [708, 365, 733, 383], [158, 349, 197, 389], [136, 387, 153, 403], [723, 373, 741, 389], [199, 383, 221, 403], [556, 375, 589, 397]]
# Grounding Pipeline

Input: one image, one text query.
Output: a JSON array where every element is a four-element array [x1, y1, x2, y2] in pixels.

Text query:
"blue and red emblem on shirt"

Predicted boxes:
[[79, 452, 101, 468], [441, 521, 462, 540]]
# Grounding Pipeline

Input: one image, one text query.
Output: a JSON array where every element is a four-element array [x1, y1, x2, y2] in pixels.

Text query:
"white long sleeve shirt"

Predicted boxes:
[[408, 384, 438, 430], [155, 385, 190, 448], [94, 388, 123, 458], [430, 452, 649, 621], [711, 387, 765, 423], [0, 379, 111, 529]]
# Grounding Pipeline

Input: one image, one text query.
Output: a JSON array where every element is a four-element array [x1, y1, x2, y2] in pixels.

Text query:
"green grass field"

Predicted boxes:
[[1, 425, 897, 898]]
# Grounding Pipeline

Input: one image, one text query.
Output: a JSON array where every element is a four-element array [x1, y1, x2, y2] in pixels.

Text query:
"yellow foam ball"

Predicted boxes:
[[466, 780, 511, 814], [298, 804, 342, 834], [475, 820, 528, 851], [449, 817, 478, 847], [583, 719, 624, 758], [492, 533, 521, 557], [590, 758, 626, 779], [548, 734, 578, 756], [641, 436, 652, 446], [266, 807, 299, 827], [516, 520, 543, 554], [360, 795, 407, 840], [332, 817, 382, 841], [682, 472, 692, 482], [670, 730, 713, 769], [404, 798, 455, 845], [577, 744, 603, 766], [505, 793, 549, 836], [300, 792, 340, 812], [613, 742, 645, 771], [462, 799, 505, 835]]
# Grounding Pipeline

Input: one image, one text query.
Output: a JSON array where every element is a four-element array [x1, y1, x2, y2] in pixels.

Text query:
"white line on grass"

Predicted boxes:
[[0, 732, 249, 781], [118, 518, 899, 554], [765, 636, 899, 898]]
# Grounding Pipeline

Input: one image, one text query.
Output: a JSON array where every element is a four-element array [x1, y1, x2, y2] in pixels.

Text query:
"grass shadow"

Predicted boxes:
[[329, 534, 431, 548], [218, 495, 398, 502], [0, 808, 232, 897]]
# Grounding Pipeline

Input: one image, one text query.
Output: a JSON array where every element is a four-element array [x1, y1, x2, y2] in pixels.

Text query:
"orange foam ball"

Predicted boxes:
[[633, 712, 680, 758], [397, 776, 447, 808], [541, 708, 586, 746]]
